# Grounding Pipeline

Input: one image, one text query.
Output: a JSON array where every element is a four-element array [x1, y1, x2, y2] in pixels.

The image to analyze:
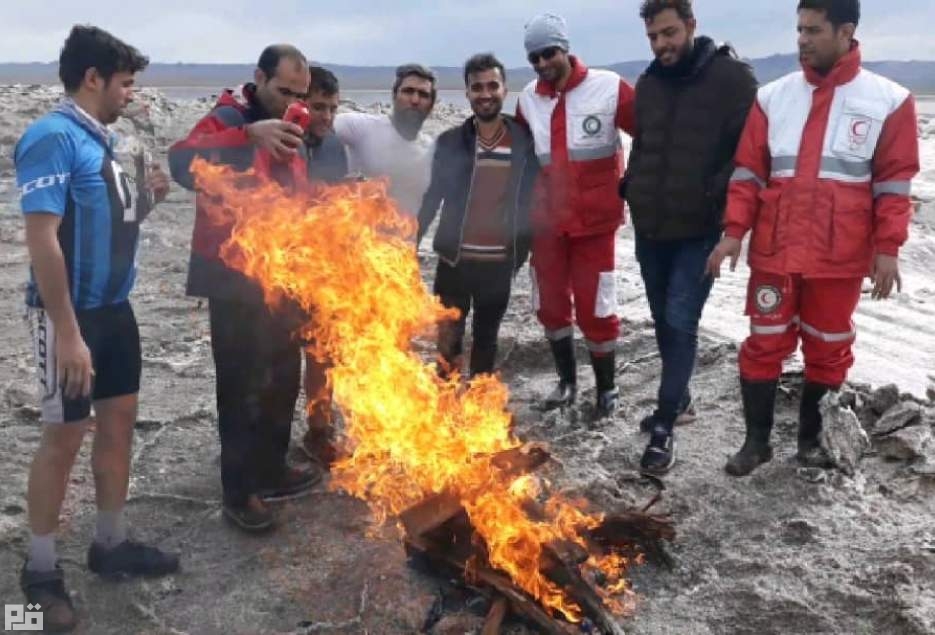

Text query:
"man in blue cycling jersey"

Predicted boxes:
[[15, 25, 178, 632]]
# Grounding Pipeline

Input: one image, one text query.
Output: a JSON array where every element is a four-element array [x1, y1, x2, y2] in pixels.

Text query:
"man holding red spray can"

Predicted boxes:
[[170, 45, 320, 534]]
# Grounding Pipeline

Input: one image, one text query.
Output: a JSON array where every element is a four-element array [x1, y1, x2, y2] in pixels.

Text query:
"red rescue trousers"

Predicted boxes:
[[739, 270, 863, 387], [531, 230, 620, 355]]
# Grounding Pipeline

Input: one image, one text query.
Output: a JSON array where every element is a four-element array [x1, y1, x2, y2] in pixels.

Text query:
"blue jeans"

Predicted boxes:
[[635, 232, 719, 430]]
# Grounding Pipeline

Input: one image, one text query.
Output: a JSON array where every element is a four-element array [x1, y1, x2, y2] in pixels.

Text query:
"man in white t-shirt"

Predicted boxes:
[[334, 63, 436, 216]]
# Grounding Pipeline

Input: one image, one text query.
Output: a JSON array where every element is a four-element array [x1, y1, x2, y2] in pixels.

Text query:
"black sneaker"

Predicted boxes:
[[640, 427, 676, 475], [87, 540, 179, 578], [258, 465, 322, 502], [223, 495, 276, 533], [20, 564, 77, 632]]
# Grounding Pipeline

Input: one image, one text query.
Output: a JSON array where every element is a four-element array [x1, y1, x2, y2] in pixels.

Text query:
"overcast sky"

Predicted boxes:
[[2, 1, 933, 66]]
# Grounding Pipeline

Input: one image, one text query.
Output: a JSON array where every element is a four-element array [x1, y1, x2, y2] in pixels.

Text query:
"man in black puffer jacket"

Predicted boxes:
[[622, 0, 757, 475], [417, 53, 538, 378]]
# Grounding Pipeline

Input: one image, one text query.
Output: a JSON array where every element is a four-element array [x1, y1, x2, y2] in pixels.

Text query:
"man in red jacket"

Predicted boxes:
[[706, 0, 920, 476], [517, 13, 636, 418], [169, 44, 320, 532]]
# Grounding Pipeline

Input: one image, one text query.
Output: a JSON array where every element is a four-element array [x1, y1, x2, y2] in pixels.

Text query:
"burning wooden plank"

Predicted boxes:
[[540, 544, 626, 635], [488, 442, 551, 475], [402, 503, 675, 632], [399, 491, 463, 538], [406, 533, 577, 635], [399, 443, 552, 538], [481, 596, 509, 635], [398, 450, 676, 632]]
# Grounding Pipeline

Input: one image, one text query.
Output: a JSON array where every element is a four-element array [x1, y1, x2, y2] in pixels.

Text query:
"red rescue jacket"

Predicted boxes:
[[725, 44, 920, 278], [517, 58, 636, 237], [169, 85, 308, 300]]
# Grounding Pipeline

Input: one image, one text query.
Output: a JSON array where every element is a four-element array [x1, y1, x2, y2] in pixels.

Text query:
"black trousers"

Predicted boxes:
[[208, 298, 302, 506], [433, 259, 513, 376]]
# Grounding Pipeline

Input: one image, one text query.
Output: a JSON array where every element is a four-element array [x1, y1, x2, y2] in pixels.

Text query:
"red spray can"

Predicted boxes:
[[283, 102, 312, 132]]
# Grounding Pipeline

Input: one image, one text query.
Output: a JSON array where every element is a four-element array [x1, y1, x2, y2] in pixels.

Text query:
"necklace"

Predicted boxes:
[[476, 118, 506, 149]]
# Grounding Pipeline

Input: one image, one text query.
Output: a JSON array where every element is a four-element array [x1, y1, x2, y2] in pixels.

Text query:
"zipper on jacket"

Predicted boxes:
[[453, 135, 480, 267], [652, 84, 683, 238], [512, 151, 529, 271]]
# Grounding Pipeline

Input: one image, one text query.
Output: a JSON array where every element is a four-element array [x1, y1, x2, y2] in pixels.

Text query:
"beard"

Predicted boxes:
[[393, 107, 428, 138], [100, 95, 125, 124], [658, 39, 693, 66], [536, 67, 558, 83], [472, 100, 503, 123]]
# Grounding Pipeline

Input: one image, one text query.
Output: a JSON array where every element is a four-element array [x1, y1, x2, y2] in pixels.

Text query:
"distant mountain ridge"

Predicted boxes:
[[2, 54, 934, 93]]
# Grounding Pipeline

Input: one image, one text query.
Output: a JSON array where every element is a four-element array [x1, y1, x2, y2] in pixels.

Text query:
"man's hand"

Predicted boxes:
[[871, 254, 902, 300], [246, 120, 305, 161], [705, 236, 742, 279], [145, 164, 170, 205], [57, 328, 93, 399]]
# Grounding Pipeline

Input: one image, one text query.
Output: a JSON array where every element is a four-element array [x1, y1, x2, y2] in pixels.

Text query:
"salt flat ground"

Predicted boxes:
[[0, 86, 932, 634]]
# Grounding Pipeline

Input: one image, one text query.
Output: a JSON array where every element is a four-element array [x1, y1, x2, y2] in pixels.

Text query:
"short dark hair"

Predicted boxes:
[[308, 65, 339, 97], [58, 25, 149, 93], [463, 53, 506, 86], [392, 63, 437, 102], [797, 0, 860, 28], [639, 0, 694, 21], [257, 44, 307, 80]]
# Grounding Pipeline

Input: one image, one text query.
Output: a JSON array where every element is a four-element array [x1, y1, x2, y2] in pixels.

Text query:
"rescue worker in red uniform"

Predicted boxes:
[[517, 13, 636, 417], [706, 0, 920, 476]]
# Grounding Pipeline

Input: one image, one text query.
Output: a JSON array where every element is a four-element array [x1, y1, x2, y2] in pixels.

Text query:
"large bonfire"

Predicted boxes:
[[191, 158, 637, 622]]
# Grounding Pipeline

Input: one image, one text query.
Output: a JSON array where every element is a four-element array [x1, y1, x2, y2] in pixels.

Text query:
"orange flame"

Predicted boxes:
[[191, 158, 635, 622]]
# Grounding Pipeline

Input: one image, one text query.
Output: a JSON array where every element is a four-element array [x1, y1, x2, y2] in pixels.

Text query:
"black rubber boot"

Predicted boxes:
[[591, 352, 619, 418], [797, 381, 836, 468], [725, 378, 778, 477], [544, 337, 577, 410]]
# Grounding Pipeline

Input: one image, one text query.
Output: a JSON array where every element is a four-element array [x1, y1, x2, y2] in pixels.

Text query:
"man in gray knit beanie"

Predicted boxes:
[[523, 13, 571, 85], [517, 12, 636, 422], [524, 13, 571, 56]]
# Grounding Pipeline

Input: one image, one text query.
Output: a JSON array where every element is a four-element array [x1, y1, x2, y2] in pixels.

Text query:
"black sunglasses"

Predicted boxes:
[[528, 46, 562, 65]]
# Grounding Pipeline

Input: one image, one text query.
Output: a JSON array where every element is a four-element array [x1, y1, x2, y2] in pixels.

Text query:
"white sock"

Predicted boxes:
[[26, 533, 57, 572], [94, 510, 127, 549]]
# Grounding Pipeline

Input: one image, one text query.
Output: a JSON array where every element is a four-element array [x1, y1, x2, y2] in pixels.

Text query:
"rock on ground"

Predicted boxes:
[[878, 425, 933, 462], [873, 401, 924, 436], [820, 392, 870, 476]]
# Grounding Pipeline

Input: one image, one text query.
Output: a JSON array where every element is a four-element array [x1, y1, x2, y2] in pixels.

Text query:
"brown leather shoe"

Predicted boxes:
[[223, 495, 275, 533], [258, 465, 322, 502]]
